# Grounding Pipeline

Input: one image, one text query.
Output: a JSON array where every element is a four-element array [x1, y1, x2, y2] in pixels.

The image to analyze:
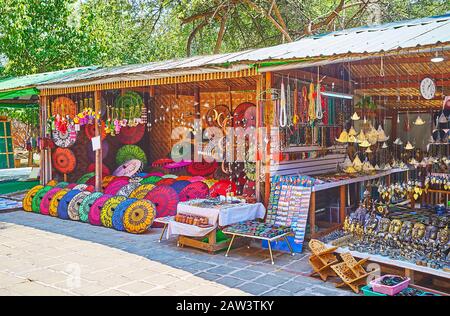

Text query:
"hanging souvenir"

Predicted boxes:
[[51, 97, 77, 118], [308, 83, 316, 122], [52, 130, 76, 148], [279, 80, 287, 127]]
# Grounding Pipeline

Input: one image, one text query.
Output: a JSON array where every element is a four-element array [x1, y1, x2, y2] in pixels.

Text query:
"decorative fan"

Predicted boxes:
[[233, 102, 255, 128], [140, 176, 161, 184], [116, 145, 147, 166], [52, 148, 76, 174], [170, 180, 190, 194], [210, 180, 237, 197], [57, 190, 81, 220], [152, 158, 174, 168], [55, 182, 69, 188], [101, 196, 127, 228], [49, 189, 69, 217], [129, 184, 155, 199], [155, 178, 176, 186], [86, 162, 111, 176], [187, 161, 218, 177], [87, 141, 109, 162], [79, 192, 103, 223], [112, 198, 137, 231], [178, 182, 209, 202], [51, 96, 77, 118], [89, 194, 112, 226], [84, 121, 107, 140], [104, 177, 130, 195], [41, 187, 62, 215], [52, 130, 76, 148], [113, 159, 142, 177], [144, 185, 179, 225], [117, 124, 145, 145], [123, 200, 156, 234], [116, 182, 140, 197], [32, 186, 54, 213], [205, 105, 231, 127], [23, 185, 44, 212], [77, 172, 95, 184], [68, 191, 91, 221]]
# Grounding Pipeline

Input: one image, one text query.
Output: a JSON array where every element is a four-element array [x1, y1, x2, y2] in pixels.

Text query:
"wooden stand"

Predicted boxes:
[[177, 228, 232, 254]]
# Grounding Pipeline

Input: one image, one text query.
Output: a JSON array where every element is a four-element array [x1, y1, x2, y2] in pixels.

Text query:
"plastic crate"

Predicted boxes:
[[361, 285, 387, 296], [370, 275, 410, 296]]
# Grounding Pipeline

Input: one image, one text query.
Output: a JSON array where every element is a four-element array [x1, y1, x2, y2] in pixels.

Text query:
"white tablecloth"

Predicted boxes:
[[166, 201, 266, 238]]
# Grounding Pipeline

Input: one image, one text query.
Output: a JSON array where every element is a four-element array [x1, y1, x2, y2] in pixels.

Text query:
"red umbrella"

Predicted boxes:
[[52, 148, 76, 174], [117, 124, 145, 145], [187, 160, 218, 177], [104, 177, 130, 195], [87, 163, 110, 176], [156, 178, 176, 186], [178, 181, 210, 202], [233, 102, 255, 128], [144, 185, 179, 227], [210, 180, 237, 197], [85, 121, 106, 140]]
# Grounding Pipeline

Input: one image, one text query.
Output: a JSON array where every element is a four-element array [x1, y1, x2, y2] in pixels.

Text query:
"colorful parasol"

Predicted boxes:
[[162, 174, 178, 179], [155, 178, 176, 186], [46, 180, 58, 186], [189, 176, 205, 182], [140, 176, 161, 184], [32, 186, 54, 213], [87, 163, 110, 176], [209, 180, 237, 197], [87, 140, 109, 162], [116, 182, 141, 197], [67, 183, 78, 189], [23, 185, 44, 212], [52, 148, 76, 174], [144, 185, 178, 224], [178, 182, 209, 202], [130, 176, 143, 183], [104, 177, 130, 195], [89, 194, 112, 226], [123, 200, 156, 234], [152, 158, 173, 168], [129, 184, 155, 199], [116, 145, 147, 166], [49, 189, 69, 217], [84, 121, 106, 140], [163, 160, 191, 171], [57, 190, 81, 220], [85, 176, 96, 186], [113, 159, 142, 177], [68, 191, 91, 221], [52, 130, 76, 148], [77, 172, 95, 184], [176, 176, 191, 181], [117, 124, 145, 145], [145, 172, 164, 177], [41, 187, 62, 215], [202, 179, 218, 188], [233, 102, 255, 128], [79, 192, 103, 223], [101, 196, 127, 228], [187, 161, 218, 177], [51, 96, 77, 117], [55, 182, 69, 188], [102, 175, 116, 189], [112, 198, 137, 231], [170, 180, 191, 194]]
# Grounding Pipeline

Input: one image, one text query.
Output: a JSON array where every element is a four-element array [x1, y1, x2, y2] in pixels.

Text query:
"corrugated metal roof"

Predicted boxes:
[[0, 67, 98, 92], [39, 13, 450, 89]]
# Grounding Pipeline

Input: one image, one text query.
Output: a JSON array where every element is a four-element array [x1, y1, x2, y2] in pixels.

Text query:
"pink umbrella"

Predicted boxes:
[[104, 177, 130, 195]]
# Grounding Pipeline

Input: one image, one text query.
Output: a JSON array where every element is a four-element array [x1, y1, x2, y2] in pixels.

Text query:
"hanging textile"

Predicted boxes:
[[308, 83, 316, 122], [301, 86, 308, 123], [321, 86, 328, 125], [279, 81, 287, 127]]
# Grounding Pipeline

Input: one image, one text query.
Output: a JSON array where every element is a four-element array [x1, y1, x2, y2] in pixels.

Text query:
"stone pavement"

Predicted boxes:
[[0, 211, 356, 296]]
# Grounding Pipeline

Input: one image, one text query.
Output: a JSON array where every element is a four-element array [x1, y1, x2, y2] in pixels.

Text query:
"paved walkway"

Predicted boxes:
[[0, 211, 355, 296]]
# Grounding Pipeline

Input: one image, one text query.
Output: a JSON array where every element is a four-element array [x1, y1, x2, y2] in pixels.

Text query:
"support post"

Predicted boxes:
[[94, 91, 103, 192], [264, 72, 273, 206], [309, 191, 316, 237], [255, 75, 262, 202], [339, 185, 346, 223]]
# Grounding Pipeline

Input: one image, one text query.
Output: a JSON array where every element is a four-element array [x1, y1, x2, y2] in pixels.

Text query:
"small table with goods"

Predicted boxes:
[[166, 197, 266, 254]]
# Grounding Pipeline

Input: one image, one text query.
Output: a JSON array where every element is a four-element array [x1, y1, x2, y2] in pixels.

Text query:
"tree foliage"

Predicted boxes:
[[0, 0, 449, 77]]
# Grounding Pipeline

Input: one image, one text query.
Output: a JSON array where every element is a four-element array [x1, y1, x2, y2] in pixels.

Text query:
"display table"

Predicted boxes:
[[166, 199, 266, 253], [309, 168, 410, 239]]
